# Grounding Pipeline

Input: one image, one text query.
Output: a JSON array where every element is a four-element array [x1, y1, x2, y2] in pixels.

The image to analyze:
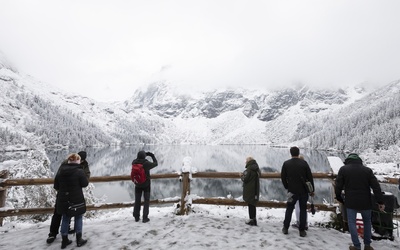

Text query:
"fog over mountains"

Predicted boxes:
[[1, 54, 399, 156]]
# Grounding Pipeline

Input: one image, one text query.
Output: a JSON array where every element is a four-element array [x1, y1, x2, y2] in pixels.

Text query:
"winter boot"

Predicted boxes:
[[61, 235, 72, 249], [299, 230, 307, 237], [76, 233, 88, 247], [245, 219, 257, 226], [46, 233, 56, 244]]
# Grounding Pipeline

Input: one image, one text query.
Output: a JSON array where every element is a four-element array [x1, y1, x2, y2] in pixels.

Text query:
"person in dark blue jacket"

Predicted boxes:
[[335, 153, 385, 250], [132, 151, 158, 223]]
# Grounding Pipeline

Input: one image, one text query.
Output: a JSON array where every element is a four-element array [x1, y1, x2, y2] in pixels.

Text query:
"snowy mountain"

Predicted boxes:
[[293, 79, 400, 162], [1, 53, 397, 150], [118, 81, 374, 144]]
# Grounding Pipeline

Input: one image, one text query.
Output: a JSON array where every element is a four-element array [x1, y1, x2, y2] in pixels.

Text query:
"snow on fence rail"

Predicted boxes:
[[0, 171, 399, 226]]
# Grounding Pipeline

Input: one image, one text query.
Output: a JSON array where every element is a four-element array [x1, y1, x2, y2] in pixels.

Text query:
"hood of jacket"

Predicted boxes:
[[58, 163, 82, 177], [246, 159, 260, 172]]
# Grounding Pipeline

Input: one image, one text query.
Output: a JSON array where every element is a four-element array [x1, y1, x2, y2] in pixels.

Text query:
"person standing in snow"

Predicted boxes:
[[241, 156, 261, 226], [46, 151, 90, 244], [132, 150, 158, 223], [281, 146, 314, 237], [335, 153, 385, 250], [54, 153, 89, 248], [293, 154, 309, 230]]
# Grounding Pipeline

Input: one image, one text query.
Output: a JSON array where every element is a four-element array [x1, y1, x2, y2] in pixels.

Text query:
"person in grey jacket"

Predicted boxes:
[[241, 156, 261, 226]]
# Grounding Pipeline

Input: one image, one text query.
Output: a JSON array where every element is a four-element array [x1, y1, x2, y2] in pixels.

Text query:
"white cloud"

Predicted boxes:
[[1, 0, 400, 101]]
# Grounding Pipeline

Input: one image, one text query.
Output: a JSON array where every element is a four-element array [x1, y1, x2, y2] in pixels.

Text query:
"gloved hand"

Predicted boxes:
[[146, 152, 154, 157], [310, 203, 316, 215]]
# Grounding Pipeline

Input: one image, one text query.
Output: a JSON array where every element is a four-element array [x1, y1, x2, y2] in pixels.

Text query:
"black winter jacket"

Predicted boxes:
[[241, 160, 261, 206], [281, 158, 314, 195], [132, 155, 158, 188], [54, 163, 89, 215], [335, 159, 383, 210]]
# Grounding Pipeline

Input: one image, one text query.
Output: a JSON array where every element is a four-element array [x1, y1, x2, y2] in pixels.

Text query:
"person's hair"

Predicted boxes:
[[246, 156, 254, 163], [67, 153, 81, 164], [290, 146, 300, 157]]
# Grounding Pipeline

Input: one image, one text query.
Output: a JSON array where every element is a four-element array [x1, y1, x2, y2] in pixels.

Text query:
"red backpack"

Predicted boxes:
[[131, 163, 146, 184]]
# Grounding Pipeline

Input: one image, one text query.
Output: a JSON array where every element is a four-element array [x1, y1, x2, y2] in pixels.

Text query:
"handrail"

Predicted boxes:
[[1, 172, 399, 187], [1, 171, 399, 223], [0, 198, 180, 217]]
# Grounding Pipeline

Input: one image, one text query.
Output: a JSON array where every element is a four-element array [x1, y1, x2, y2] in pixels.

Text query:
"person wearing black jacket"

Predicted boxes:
[[241, 156, 261, 226], [335, 153, 385, 250], [54, 153, 89, 248], [281, 146, 314, 237], [46, 151, 90, 244], [132, 151, 158, 223]]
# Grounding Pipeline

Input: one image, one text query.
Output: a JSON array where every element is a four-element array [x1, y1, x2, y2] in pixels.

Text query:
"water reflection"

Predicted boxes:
[[46, 145, 346, 204]]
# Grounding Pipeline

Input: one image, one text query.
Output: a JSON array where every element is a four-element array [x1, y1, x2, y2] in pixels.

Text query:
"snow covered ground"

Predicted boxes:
[[1, 153, 399, 249], [1, 204, 399, 250]]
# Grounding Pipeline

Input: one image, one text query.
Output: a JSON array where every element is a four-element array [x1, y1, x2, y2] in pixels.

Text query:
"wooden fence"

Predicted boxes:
[[1, 170, 399, 226]]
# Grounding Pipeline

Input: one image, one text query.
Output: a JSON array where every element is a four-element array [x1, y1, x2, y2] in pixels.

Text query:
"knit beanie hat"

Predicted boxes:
[[344, 153, 362, 164], [78, 151, 87, 161]]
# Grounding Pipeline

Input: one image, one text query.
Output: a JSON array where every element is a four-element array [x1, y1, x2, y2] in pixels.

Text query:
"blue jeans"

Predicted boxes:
[[283, 193, 308, 231], [61, 214, 83, 236], [346, 208, 372, 248]]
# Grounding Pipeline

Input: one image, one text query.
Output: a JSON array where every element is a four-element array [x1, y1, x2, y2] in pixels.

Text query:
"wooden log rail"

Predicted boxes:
[[1, 171, 399, 222], [1, 172, 399, 187], [0, 198, 180, 217]]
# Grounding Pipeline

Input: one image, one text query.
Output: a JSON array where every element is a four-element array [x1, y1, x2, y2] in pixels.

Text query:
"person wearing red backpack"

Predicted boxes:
[[132, 150, 158, 223]]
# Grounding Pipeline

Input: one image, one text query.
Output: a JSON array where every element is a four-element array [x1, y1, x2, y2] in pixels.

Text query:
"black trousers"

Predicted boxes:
[[49, 201, 62, 235], [248, 204, 256, 220], [133, 185, 151, 219]]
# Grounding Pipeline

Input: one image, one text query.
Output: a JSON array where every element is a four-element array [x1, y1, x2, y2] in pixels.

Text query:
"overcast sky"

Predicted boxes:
[[1, 0, 399, 102]]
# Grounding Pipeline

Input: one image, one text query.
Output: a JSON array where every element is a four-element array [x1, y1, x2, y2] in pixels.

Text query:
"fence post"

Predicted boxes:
[[0, 170, 9, 226], [179, 173, 190, 215]]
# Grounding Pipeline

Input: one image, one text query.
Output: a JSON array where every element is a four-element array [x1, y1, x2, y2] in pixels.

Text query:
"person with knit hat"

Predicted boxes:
[[335, 153, 385, 250], [132, 150, 158, 223], [78, 151, 91, 179], [46, 151, 91, 244]]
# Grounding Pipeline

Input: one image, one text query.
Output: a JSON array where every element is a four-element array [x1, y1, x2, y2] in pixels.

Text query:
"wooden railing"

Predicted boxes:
[[1, 170, 399, 225]]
